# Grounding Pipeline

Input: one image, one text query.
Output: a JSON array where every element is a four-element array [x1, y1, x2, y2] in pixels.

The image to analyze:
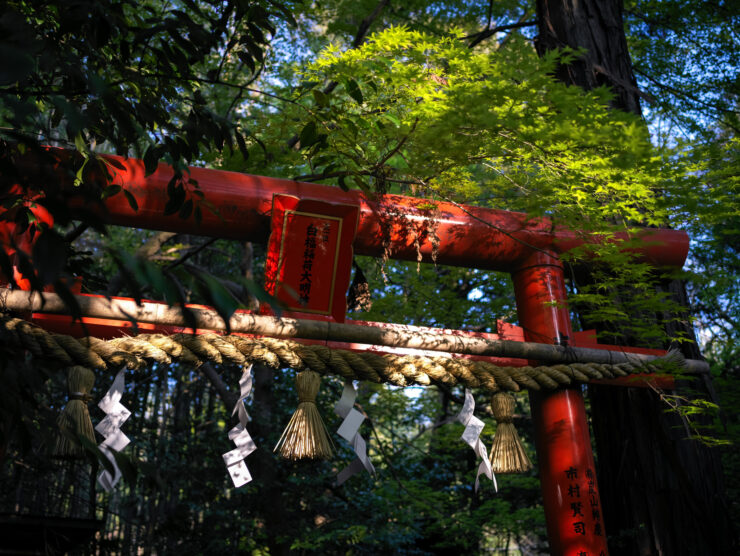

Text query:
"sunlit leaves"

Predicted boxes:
[[296, 28, 667, 235], [221, 24, 713, 348]]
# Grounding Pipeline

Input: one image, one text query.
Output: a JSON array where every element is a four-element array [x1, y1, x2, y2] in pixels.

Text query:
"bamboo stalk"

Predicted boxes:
[[0, 288, 709, 373]]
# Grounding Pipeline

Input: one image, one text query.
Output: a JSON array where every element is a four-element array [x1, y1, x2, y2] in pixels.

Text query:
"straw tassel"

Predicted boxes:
[[489, 392, 532, 474], [274, 370, 334, 460], [54, 366, 96, 458]]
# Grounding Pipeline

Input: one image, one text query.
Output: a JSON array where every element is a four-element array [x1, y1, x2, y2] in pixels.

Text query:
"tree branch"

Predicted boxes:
[[376, 119, 417, 167], [199, 361, 238, 409], [467, 19, 538, 48], [182, 262, 248, 301], [164, 237, 218, 271], [64, 223, 89, 243], [352, 0, 391, 49], [633, 67, 740, 133], [287, 0, 391, 149]]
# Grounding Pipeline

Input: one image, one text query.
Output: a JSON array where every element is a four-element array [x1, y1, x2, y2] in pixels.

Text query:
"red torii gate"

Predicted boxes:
[[3, 153, 690, 555]]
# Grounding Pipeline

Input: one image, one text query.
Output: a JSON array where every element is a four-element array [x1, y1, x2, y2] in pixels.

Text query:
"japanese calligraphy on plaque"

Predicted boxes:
[[264, 195, 359, 322]]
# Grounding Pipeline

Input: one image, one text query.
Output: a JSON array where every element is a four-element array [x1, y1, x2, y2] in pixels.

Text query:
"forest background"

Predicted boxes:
[[0, 0, 738, 554]]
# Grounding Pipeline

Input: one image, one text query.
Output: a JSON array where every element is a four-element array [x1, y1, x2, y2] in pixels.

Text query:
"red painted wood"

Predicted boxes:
[[530, 388, 608, 555], [0, 202, 54, 289], [24, 150, 688, 272], [6, 149, 692, 556], [513, 251, 609, 556]]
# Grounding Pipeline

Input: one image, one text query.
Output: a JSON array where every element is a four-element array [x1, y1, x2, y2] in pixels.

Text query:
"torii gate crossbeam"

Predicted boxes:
[[69, 155, 688, 272]]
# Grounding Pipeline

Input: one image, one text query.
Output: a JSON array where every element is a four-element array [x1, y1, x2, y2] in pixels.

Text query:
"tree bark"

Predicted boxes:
[[535, 1, 735, 553], [250, 363, 291, 556], [535, 0, 642, 115]]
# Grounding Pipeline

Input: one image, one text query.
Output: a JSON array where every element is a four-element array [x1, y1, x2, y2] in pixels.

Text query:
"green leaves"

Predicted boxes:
[[189, 268, 241, 332], [122, 187, 139, 212], [344, 79, 364, 105], [312, 89, 330, 107], [235, 130, 250, 161], [164, 176, 188, 216], [0, 0, 289, 201], [101, 184, 122, 201], [299, 120, 319, 148], [144, 146, 161, 176], [297, 27, 663, 227], [245, 25, 695, 350]]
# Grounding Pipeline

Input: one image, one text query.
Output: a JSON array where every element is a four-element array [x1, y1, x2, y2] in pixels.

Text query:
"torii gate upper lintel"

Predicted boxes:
[[51, 152, 688, 272]]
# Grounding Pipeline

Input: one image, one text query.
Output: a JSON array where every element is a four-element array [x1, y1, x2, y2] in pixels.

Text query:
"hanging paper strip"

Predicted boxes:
[[334, 381, 375, 485], [223, 365, 257, 487], [457, 389, 497, 492], [96, 368, 131, 492]]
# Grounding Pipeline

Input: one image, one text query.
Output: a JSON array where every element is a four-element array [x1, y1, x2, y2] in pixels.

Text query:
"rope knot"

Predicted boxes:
[[491, 391, 516, 421]]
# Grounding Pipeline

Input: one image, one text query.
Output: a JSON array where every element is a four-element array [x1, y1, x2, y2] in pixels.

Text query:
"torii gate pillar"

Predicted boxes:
[[513, 251, 609, 556]]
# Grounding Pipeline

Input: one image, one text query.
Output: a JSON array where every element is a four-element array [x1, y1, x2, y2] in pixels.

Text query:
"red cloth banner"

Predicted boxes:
[[264, 195, 359, 322]]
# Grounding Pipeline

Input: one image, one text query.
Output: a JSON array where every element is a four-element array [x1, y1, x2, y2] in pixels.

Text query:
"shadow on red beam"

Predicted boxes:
[[21, 148, 689, 272], [29, 313, 674, 389]]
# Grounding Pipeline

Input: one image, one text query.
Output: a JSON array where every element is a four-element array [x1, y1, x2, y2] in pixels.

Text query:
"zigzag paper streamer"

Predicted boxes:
[[334, 381, 375, 485], [96, 368, 131, 492], [223, 365, 257, 488], [457, 389, 497, 492]]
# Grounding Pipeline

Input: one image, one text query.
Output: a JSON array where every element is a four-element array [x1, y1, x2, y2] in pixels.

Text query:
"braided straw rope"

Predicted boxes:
[[0, 315, 683, 393]]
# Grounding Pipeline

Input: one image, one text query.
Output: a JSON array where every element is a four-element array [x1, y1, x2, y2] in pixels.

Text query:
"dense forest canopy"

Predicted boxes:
[[0, 0, 737, 554]]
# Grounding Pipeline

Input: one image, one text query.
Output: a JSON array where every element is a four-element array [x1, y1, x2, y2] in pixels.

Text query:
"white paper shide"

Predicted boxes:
[[457, 389, 497, 492], [96, 368, 131, 492], [223, 365, 257, 487], [334, 381, 375, 485]]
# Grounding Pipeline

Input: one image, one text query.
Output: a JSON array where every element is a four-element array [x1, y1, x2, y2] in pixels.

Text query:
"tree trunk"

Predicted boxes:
[[535, 1, 735, 553], [250, 363, 291, 556], [535, 0, 642, 115]]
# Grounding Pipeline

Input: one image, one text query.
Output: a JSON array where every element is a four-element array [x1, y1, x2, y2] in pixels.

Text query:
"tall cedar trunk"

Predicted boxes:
[[535, 1, 735, 554], [250, 363, 291, 556]]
